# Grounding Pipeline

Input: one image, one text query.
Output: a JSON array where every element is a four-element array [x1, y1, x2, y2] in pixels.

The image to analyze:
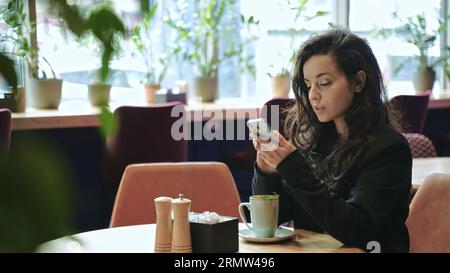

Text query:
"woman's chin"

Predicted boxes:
[[317, 116, 331, 123]]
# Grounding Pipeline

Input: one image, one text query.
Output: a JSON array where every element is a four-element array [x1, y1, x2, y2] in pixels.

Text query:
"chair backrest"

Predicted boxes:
[[389, 92, 430, 134], [407, 173, 450, 252], [402, 133, 437, 158], [110, 162, 241, 227], [0, 108, 11, 156], [102, 102, 188, 188], [260, 98, 296, 137], [111, 102, 187, 163]]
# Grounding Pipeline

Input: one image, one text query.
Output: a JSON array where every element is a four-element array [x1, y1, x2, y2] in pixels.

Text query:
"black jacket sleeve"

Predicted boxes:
[[275, 138, 412, 249]]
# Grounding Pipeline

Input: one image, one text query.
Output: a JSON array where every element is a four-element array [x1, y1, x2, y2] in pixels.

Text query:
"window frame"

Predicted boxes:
[[22, 0, 450, 99]]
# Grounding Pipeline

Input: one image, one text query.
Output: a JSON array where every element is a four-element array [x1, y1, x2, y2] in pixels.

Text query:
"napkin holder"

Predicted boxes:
[[155, 88, 187, 104], [190, 216, 238, 253], [0, 92, 17, 112]]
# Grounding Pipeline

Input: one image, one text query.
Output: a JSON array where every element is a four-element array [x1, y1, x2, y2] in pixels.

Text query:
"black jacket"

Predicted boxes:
[[252, 125, 412, 253]]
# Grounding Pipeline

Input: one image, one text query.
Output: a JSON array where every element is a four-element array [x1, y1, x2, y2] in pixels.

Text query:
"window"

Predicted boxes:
[[35, 0, 145, 100], [241, 0, 333, 99], [349, 0, 443, 94], [35, 0, 245, 100], [0, 0, 27, 90], [7, 0, 450, 101]]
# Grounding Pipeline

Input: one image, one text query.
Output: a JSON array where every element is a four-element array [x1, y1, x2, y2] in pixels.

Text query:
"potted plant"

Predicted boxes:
[[84, 4, 125, 106], [50, 0, 125, 106], [27, 51, 63, 109], [131, 2, 169, 103], [267, 0, 328, 98], [0, 0, 62, 109], [267, 52, 296, 98], [375, 12, 450, 92], [166, 0, 258, 102]]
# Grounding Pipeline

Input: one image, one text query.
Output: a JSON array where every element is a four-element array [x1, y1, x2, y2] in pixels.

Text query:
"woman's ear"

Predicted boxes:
[[354, 70, 366, 93]]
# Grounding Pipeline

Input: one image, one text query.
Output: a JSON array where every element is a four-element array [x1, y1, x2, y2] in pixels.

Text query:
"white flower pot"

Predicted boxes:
[[29, 79, 63, 109], [88, 84, 111, 106]]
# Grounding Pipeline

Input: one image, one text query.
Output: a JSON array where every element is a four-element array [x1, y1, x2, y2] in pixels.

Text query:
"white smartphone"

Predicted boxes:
[[247, 118, 272, 140]]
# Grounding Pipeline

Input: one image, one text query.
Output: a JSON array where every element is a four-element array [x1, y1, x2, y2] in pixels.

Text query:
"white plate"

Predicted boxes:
[[239, 228, 294, 243]]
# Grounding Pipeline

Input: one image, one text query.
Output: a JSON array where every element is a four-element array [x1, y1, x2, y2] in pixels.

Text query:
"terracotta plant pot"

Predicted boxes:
[[413, 68, 436, 92], [144, 84, 161, 103], [194, 76, 218, 103], [271, 75, 291, 98], [88, 84, 111, 106], [29, 78, 63, 109]]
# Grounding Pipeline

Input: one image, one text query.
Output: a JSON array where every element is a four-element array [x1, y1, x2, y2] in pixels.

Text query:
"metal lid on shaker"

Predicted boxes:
[[171, 193, 191, 204]]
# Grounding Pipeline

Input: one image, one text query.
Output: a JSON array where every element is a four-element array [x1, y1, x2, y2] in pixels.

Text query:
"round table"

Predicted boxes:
[[37, 223, 363, 253]]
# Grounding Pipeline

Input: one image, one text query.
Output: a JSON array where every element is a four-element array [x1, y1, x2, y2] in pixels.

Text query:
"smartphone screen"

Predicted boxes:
[[247, 118, 272, 140]]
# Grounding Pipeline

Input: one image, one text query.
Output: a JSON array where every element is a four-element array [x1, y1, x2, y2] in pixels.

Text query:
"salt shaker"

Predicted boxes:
[[171, 194, 192, 253], [154, 196, 173, 253]]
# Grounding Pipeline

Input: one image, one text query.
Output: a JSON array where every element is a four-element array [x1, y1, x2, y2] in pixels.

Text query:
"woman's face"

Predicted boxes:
[[303, 54, 358, 136]]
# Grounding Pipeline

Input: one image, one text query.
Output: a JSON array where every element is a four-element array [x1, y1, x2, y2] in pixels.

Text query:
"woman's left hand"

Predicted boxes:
[[254, 130, 297, 170]]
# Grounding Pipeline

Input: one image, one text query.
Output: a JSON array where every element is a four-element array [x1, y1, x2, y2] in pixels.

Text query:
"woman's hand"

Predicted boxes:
[[251, 130, 297, 174]]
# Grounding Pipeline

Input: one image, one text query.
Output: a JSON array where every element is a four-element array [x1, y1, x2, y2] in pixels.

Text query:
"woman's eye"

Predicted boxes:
[[320, 82, 330, 86]]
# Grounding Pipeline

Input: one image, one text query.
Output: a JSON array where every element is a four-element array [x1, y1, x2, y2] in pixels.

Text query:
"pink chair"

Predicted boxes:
[[389, 92, 430, 134], [110, 162, 241, 227], [100, 102, 188, 226], [0, 108, 11, 157], [407, 173, 450, 252]]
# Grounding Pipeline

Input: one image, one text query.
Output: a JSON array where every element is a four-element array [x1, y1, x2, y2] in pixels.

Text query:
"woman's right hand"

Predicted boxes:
[[251, 135, 278, 174]]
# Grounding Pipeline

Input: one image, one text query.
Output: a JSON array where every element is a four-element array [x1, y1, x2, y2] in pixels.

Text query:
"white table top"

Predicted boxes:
[[36, 223, 363, 253], [412, 157, 450, 189]]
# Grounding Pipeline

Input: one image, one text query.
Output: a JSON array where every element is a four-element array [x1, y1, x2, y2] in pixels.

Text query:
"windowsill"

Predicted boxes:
[[11, 83, 267, 130], [10, 82, 450, 130]]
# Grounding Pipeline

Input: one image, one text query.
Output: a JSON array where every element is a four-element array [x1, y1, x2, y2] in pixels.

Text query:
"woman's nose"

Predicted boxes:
[[308, 85, 320, 102]]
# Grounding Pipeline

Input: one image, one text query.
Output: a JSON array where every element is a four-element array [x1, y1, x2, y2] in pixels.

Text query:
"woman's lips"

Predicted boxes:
[[314, 106, 325, 113]]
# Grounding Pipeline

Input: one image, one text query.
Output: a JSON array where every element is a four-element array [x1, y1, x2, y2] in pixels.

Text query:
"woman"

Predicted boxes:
[[252, 29, 412, 252]]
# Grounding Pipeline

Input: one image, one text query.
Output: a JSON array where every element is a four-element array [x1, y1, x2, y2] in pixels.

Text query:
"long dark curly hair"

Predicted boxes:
[[285, 29, 399, 194]]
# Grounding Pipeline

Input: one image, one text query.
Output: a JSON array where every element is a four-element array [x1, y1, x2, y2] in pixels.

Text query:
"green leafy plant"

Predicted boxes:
[[374, 12, 450, 78], [0, 0, 57, 79], [131, 2, 168, 85], [50, 0, 126, 84], [0, 52, 18, 93], [0, 0, 29, 63], [268, 0, 329, 78], [98, 105, 117, 140], [165, 0, 258, 78], [85, 4, 125, 84], [0, 132, 74, 252]]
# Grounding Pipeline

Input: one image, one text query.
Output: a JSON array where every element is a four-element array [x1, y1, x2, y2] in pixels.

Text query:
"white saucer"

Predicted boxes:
[[239, 228, 294, 243]]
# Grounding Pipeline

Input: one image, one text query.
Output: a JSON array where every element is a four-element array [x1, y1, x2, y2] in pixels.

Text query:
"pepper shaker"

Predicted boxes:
[[171, 194, 192, 253], [154, 196, 173, 252]]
